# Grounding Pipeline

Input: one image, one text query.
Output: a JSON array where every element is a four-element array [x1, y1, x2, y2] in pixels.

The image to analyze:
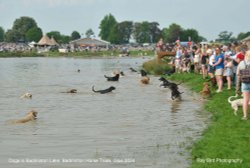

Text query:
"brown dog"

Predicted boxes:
[[140, 76, 150, 84], [200, 82, 211, 97], [14, 110, 38, 124]]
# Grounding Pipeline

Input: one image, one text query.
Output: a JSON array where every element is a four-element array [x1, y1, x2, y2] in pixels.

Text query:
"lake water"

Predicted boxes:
[[0, 57, 209, 168]]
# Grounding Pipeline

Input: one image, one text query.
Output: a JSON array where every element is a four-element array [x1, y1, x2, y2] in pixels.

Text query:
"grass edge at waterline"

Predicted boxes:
[[167, 73, 250, 168], [0, 50, 155, 58]]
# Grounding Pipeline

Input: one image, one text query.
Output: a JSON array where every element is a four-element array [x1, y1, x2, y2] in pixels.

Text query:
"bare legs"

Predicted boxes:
[[242, 92, 249, 119]]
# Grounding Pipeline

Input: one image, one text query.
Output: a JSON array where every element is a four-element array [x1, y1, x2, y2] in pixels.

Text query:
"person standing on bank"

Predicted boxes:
[[237, 50, 250, 120], [212, 47, 224, 93]]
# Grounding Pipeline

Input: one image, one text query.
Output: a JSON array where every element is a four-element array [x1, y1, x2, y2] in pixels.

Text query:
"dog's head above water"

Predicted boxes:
[[158, 77, 166, 81], [109, 86, 116, 90], [28, 110, 38, 119]]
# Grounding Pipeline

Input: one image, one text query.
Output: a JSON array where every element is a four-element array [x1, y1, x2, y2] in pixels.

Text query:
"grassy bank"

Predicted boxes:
[[0, 51, 44, 57], [0, 50, 155, 58], [167, 73, 250, 168], [142, 58, 172, 75]]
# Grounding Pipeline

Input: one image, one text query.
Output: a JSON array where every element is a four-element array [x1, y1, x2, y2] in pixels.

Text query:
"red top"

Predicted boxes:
[[236, 52, 245, 61]]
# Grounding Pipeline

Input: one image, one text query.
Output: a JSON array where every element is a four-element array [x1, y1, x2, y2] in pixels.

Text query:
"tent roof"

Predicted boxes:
[[50, 37, 59, 45], [70, 38, 110, 46], [37, 35, 58, 46], [241, 35, 250, 42]]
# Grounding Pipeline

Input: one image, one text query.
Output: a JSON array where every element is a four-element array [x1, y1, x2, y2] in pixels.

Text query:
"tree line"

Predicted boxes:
[[0, 14, 249, 44]]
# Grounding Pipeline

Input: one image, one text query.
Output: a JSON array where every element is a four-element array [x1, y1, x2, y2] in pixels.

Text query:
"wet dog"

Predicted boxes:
[[92, 86, 116, 94], [129, 67, 137, 72], [140, 69, 147, 77], [210, 77, 217, 87], [227, 95, 249, 115], [164, 66, 176, 76], [20, 92, 32, 99], [140, 76, 150, 84], [61, 89, 77, 93], [68, 89, 77, 93], [112, 70, 125, 77], [170, 87, 184, 101], [13, 110, 38, 124], [159, 77, 181, 90], [104, 74, 119, 81], [200, 82, 211, 97]]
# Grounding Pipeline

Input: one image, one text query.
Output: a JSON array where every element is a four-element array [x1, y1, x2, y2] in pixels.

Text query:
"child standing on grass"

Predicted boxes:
[[224, 57, 233, 90]]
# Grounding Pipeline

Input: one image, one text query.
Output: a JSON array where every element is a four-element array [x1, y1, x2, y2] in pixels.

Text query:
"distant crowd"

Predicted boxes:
[[0, 42, 155, 53]]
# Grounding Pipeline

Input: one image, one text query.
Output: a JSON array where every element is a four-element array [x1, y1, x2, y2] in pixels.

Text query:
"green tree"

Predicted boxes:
[[4, 16, 39, 42], [109, 21, 133, 44], [5, 29, 21, 42], [25, 27, 43, 42], [162, 23, 183, 43], [47, 31, 61, 43], [117, 21, 133, 43], [181, 28, 204, 43], [216, 31, 233, 43], [99, 13, 117, 41], [85, 29, 94, 38], [13, 16, 38, 41], [61, 35, 70, 44], [148, 22, 161, 43], [0, 27, 4, 42], [109, 24, 121, 44], [71, 31, 81, 41], [133, 21, 152, 43], [237, 32, 250, 41]]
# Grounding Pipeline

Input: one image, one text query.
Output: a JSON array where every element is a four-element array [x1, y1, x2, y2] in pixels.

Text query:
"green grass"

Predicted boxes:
[[0, 50, 155, 58], [167, 73, 250, 168], [143, 58, 172, 75]]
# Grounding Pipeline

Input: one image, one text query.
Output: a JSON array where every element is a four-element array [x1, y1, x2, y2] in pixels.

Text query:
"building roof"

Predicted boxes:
[[70, 38, 110, 46], [241, 35, 250, 42], [37, 35, 58, 46], [50, 37, 59, 46]]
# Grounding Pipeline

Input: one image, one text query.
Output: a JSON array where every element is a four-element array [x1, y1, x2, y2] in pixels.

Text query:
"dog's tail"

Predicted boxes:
[[92, 86, 98, 93], [228, 95, 238, 103]]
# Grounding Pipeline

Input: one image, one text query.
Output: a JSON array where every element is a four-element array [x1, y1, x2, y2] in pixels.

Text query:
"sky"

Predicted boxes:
[[0, 0, 249, 41]]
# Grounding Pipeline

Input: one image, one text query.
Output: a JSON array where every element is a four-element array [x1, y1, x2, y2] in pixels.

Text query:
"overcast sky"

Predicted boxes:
[[0, 0, 249, 41]]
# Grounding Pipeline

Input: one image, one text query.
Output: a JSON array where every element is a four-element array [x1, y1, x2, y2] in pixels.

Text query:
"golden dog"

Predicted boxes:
[[200, 82, 211, 97], [20, 92, 32, 99], [140, 76, 150, 84], [14, 110, 38, 124]]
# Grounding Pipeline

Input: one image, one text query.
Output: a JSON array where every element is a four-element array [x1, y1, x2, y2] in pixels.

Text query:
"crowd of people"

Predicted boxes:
[[156, 38, 250, 120]]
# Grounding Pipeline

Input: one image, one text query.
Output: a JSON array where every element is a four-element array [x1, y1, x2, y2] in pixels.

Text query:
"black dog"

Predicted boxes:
[[159, 77, 181, 90], [164, 66, 176, 76], [92, 86, 116, 94], [140, 69, 147, 77], [129, 67, 137, 72], [104, 74, 119, 81], [170, 88, 184, 100], [61, 89, 77, 93]]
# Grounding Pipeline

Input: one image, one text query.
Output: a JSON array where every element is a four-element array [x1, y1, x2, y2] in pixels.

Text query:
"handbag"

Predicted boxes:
[[240, 61, 250, 83]]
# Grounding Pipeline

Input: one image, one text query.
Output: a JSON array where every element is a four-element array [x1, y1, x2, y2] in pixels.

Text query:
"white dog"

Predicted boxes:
[[227, 95, 250, 115], [20, 92, 32, 99]]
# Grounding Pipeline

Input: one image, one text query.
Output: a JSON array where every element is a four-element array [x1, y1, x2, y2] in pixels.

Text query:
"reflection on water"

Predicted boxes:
[[0, 57, 209, 168]]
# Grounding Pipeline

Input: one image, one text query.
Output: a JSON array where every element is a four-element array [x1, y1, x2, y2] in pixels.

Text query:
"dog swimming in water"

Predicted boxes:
[[11, 110, 38, 124], [92, 86, 116, 94], [104, 74, 120, 81], [20, 92, 32, 99]]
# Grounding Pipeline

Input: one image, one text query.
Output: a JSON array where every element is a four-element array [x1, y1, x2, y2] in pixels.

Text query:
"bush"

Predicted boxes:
[[142, 58, 171, 75]]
